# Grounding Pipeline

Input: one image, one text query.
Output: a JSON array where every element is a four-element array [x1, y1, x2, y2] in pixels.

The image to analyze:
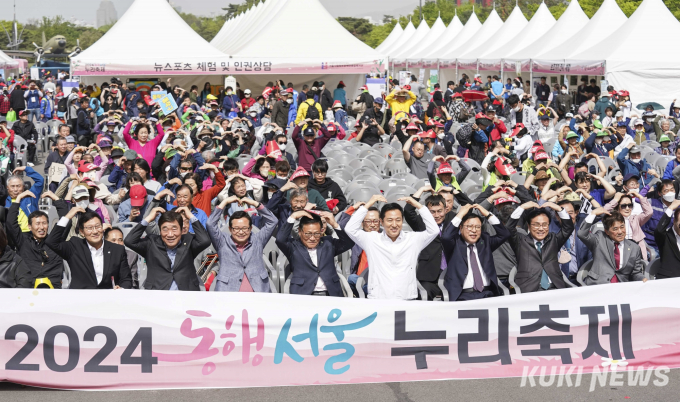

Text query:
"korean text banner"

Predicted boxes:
[[531, 60, 606, 75], [2, 280, 680, 390]]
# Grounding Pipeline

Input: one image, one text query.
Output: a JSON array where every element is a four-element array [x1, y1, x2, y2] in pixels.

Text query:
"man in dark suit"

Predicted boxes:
[[276, 210, 353, 296], [45, 207, 131, 289], [507, 201, 574, 292], [578, 208, 646, 285], [124, 206, 211, 290], [654, 199, 680, 278], [404, 191, 455, 300], [442, 203, 510, 301], [551, 199, 592, 284]]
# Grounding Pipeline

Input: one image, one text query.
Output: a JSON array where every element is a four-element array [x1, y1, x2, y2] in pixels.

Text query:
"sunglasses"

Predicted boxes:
[[619, 203, 633, 209]]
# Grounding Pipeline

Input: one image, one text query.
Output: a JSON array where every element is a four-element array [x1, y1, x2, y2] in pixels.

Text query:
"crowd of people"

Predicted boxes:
[[0, 70, 678, 301]]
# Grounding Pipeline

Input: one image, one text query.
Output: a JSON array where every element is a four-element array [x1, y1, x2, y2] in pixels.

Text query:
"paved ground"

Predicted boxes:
[[2, 369, 678, 402]]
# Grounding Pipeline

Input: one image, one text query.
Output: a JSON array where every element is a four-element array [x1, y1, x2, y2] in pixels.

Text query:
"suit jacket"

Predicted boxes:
[[442, 217, 510, 301], [550, 213, 592, 277], [404, 204, 456, 282], [124, 219, 211, 290], [578, 218, 645, 284], [507, 209, 574, 292], [275, 220, 354, 296], [654, 211, 680, 278], [45, 222, 131, 289]]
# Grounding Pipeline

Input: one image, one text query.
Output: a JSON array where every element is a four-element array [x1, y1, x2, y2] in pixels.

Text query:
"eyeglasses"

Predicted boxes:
[[363, 219, 380, 225], [83, 225, 102, 233], [231, 227, 251, 233], [179, 166, 192, 172], [463, 225, 482, 231], [278, 142, 287, 146], [620, 203, 633, 209], [530, 223, 550, 229], [302, 232, 323, 238]]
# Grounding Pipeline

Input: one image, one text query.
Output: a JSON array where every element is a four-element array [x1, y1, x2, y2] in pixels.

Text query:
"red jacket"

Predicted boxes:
[[241, 98, 255, 112], [488, 119, 508, 145]]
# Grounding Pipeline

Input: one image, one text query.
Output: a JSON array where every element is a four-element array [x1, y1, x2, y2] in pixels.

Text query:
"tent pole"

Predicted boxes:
[[455, 62, 458, 83], [436, 61, 440, 90], [529, 61, 533, 100]]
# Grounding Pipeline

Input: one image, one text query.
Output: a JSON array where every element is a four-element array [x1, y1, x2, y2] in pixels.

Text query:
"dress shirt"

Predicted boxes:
[[585, 213, 624, 270], [286, 215, 341, 291], [345, 205, 439, 299], [452, 215, 499, 289], [58, 216, 104, 284], [665, 208, 680, 253]]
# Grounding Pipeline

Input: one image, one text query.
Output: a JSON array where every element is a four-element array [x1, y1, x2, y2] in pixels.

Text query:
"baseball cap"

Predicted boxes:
[[18, 110, 29, 116], [77, 160, 100, 173], [617, 121, 629, 127], [244, 89, 252, 94], [659, 135, 671, 143], [290, 167, 310, 180], [592, 120, 603, 129], [436, 163, 454, 175], [623, 173, 640, 183], [633, 118, 644, 126], [629, 145, 642, 154], [129, 185, 147, 207], [494, 196, 518, 206], [533, 151, 549, 161], [539, 114, 551, 120], [596, 130, 610, 137], [303, 127, 316, 136], [494, 156, 517, 176], [72, 185, 90, 200], [405, 122, 419, 131], [65, 135, 76, 144], [124, 149, 138, 160], [373, 97, 384, 105], [326, 124, 336, 132], [485, 105, 496, 113], [106, 120, 119, 126], [332, 100, 342, 109], [565, 113, 574, 118], [419, 130, 436, 139], [97, 139, 112, 148], [615, 111, 624, 117], [110, 148, 124, 159]]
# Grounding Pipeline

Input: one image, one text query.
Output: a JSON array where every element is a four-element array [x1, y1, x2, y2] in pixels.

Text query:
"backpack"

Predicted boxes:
[[430, 103, 444, 120], [306, 101, 320, 120], [57, 97, 68, 113], [456, 124, 474, 149], [410, 101, 424, 120], [555, 95, 568, 116]]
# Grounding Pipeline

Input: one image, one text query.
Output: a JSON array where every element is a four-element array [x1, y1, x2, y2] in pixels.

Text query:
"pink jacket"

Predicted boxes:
[[122, 121, 166, 166], [604, 195, 653, 261], [242, 157, 268, 181]]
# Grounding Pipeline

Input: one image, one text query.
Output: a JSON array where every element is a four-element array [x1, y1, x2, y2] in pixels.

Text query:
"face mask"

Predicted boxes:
[[286, 99, 293, 104], [663, 192, 676, 202], [628, 187, 639, 193], [561, 89, 568, 94], [180, 172, 189, 178], [636, 129, 644, 134], [512, 106, 521, 112], [437, 133, 445, 139], [630, 158, 641, 164], [595, 139, 603, 145], [278, 143, 287, 151], [250, 113, 257, 117], [76, 200, 89, 210], [227, 91, 233, 96]]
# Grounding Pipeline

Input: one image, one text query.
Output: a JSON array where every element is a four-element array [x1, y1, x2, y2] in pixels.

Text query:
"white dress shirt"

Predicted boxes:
[[287, 216, 333, 292], [665, 208, 680, 253], [58, 216, 105, 284], [345, 206, 439, 300], [452, 215, 500, 289], [585, 213, 623, 270]]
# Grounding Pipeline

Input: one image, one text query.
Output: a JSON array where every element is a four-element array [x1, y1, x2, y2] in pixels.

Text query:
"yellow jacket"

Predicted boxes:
[[385, 90, 416, 115], [295, 99, 324, 125]]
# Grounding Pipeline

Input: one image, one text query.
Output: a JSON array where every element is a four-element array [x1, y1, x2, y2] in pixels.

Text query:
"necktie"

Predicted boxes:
[[468, 244, 484, 292], [611, 242, 620, 283], [440, 228, 446, 271], [537, 241, 550, 290]]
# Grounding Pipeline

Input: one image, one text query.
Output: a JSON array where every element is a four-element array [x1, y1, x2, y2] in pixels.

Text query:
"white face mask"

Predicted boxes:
[[437, 133, 445, 139], [76, 200, 89, 210], [250, 112, 257, 117], [561, 89, 568, 94], [628, 187, 639, 193], [512, 106, 521, 112], [595, 139, 603, 145], [286, 99, 293, 104], [663, 192, 676, 202], [227, 91, 233, 96], [278, 143, 287, 151], [630, 158, 641, 164]]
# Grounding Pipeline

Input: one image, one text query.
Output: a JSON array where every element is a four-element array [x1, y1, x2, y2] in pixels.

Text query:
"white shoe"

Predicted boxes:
[[27, 162, 34, 167]]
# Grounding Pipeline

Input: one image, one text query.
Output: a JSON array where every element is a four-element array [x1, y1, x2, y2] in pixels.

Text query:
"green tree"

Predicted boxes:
[[365, 20, 396, 48], [337, 17, 374, 42], [178, 12, 227, 42]]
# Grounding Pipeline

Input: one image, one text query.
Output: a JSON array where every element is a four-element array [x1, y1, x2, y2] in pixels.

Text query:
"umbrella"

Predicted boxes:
[[636, 102, 665, 111], [462, 90, 488, 102]]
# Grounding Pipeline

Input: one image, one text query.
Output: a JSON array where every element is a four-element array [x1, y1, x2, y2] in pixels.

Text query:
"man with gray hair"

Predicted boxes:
[[4, 166, 44, 232]]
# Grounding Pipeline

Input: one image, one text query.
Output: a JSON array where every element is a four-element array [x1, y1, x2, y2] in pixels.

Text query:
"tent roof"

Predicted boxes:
[[399, 17, 447, 61], [230, 0, 384, 62], [0, 49, 18, 68], [381, 21, 416, 56], [502, 2, 557, 60], [538, 0, 626, 60], [463, 5, 528, 60], [572, 0, 678, 63], [421, 13, 464, 60], [72, 0, 228, 74], [391, 19, 431, 59], [447, 9, 504, 61], [437, 13, 483, 60], [512, 0, 589, 60], [212, 0, 287, 54], [376, 22, 404, 53]]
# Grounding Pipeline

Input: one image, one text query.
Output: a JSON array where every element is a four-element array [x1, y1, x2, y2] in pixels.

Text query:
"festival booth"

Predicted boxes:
[[380, 20, 416, 60], [435, 12, 482, 86], [0, 49, 21, 78], [212, 0, 387, 100], [390, 18, 432, 69], [419, 12, 464, 68], [392, 16, 446, 75], [375, 23, 404, 55]]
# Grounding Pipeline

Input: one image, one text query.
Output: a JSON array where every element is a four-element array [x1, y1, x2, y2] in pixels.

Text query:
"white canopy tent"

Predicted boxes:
[[448, 9, 504, 64], [462, 5, 528, 69], [502, 3, 557, 62], [511, 0, 589, 61], [419, 12, 464, 62], [397, 16, 446, 66], [72, 0, 232, 80], [0, 49, 19, 69], [390, 19, 431, 63], [211, 0, 287, 55], [537, 0, 627, 60], [436, 12, 482, 85], [376, 22, 404, 54], [570, 0, 680, 108], [380, 20, 416, 57]]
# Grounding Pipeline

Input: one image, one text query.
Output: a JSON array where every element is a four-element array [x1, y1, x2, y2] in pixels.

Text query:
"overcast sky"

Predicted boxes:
[[3, 0, 419, 24]]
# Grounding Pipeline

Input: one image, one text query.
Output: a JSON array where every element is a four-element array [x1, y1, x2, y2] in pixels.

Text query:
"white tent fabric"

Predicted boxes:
[[502, 3, 557, 61], [538, 0, 626, 60], [437, 13, 483, 62], [381, 21, 416, 57], [0, 49, 18, 69], [420, 13, 464, 62], [450, 9, 504, 64], [400, 17, 446, 64], [376, 23, 404, 53], [511, 0, 589, 60], [212, 0, 287, 54], [463, 6, 528, 62], [230, 0, 386, 74], [71, 0, 230, 76], [391, 19, 431, 61], [571, 0, 680, 108]]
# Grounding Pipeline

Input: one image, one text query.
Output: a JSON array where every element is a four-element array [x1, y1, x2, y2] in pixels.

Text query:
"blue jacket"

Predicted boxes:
[[641, 197, 670, 250], [221, 94, 240, 114], [25, 89, 41, 109], [617, 147, 652, 184], [165, 204, 207, 234], [662, 158, 680, 180], [40, 97, 53, 118], [4, 166, 44, 218], [583, 132, 616, 157], [551, 213, 591, 277], [108, 165, 127, 192], [118, 195, 154, 223], [334, 109, 349, 130]]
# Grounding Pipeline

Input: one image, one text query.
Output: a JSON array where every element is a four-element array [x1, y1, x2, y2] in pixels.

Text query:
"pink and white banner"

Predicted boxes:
[[531, 60, 606, 76], [2, 279, 680, 390]]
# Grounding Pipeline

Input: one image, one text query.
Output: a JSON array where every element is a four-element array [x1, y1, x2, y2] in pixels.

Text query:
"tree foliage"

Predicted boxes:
[[177, 12, 227, 42], [0, 16, 111, 52]]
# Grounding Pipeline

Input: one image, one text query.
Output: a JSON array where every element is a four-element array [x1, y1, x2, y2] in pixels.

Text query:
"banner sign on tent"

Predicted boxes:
[[2, 280, 680, 390], [456, 60, 478, 71], [157, 93, 178, 115], [478, 61, 501, 72], [421, 60, 437, 69], [531, 60, 606, 76]]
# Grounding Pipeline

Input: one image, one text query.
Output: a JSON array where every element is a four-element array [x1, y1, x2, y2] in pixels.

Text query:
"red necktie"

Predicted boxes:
[[611, 242, 620, 283]]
